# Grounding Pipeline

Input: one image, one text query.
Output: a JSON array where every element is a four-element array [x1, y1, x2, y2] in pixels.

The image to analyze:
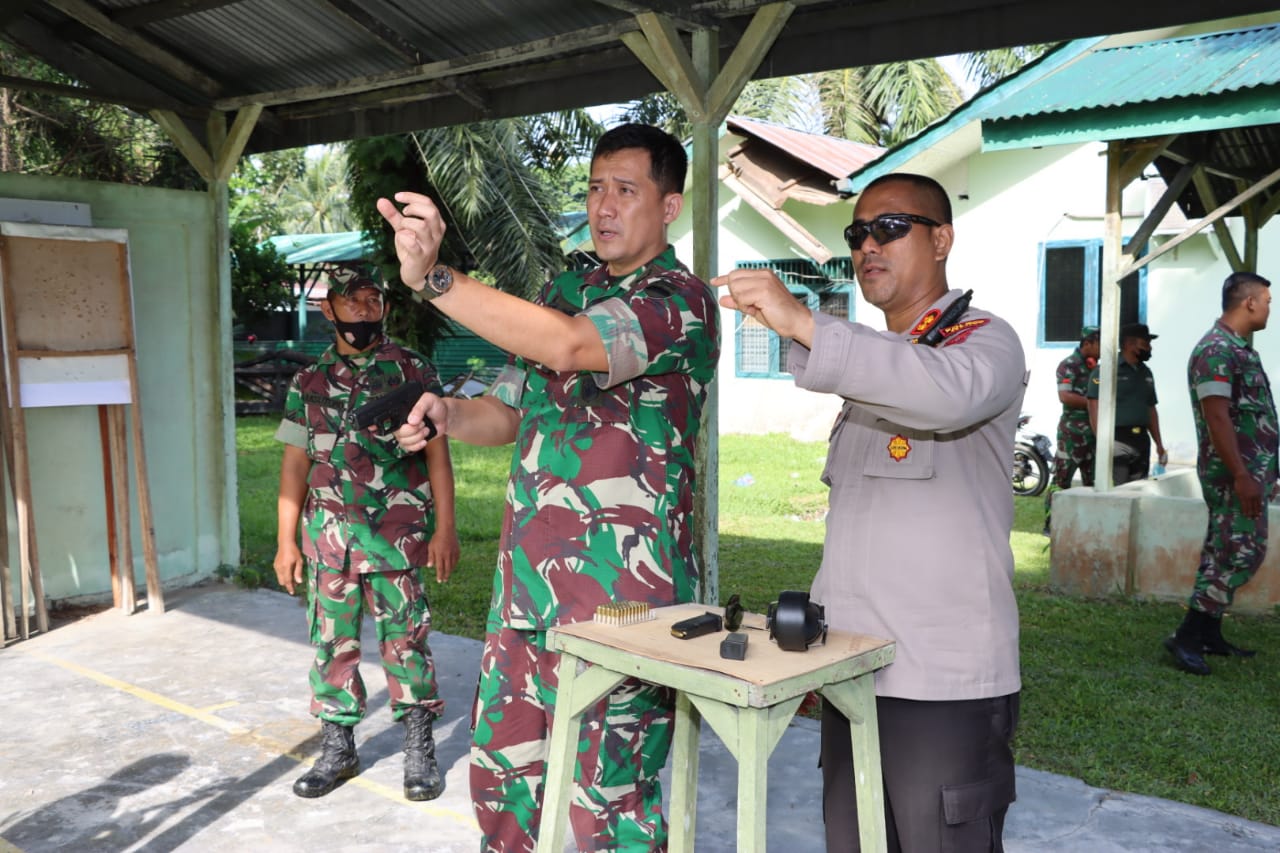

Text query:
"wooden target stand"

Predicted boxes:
[[0, 222, 163, 646]]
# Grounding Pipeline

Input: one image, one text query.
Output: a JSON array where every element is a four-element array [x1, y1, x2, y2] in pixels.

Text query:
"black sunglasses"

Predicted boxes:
[[844, 213, 941, 251]]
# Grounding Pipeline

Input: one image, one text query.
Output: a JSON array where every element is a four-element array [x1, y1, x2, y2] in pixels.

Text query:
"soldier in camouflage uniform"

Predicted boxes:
[[274, 264, 460, 799], [1043, 326, 1100, 534], [378, 124, 719, 852], [1165, 272, 1278, 676]]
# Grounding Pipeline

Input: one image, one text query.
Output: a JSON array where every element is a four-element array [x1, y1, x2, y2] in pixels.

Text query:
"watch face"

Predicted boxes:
[[429, 265, 452, 294]]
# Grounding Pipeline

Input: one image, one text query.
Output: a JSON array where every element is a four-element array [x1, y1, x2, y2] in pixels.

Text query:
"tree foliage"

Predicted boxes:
[[229, 149, 307, 242], [963, 45, 1057, 90], [275, 146, 354, 234], [230, 219, 293, 329], [621, 46, 1050, 147], [0, 44, 200, 187]]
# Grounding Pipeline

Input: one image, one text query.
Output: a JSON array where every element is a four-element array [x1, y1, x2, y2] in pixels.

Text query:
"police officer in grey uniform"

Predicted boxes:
[[716, 172, 1026, 852]]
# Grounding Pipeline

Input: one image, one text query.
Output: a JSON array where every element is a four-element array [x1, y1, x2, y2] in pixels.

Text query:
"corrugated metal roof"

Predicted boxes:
[[264, 231, 375, 264], [13, 2, 1278, 154], [985, 25, 1280, 121], [726, 116, 883, 180], [836, 37, 1104, 193]]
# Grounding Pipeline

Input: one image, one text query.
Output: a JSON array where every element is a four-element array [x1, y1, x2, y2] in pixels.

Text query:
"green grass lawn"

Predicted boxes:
[[236, 418, 1280, 825]]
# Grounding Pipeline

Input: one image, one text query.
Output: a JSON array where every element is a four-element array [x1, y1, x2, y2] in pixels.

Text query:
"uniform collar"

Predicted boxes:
[[582, 244, 678, 290], [904, 288, 966, 340], [1214, 317, 1250, 348]]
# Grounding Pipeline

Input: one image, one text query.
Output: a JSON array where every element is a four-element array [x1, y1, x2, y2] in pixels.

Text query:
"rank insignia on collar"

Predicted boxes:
[[887, 434, 911, 461], [912, 309, 942, 335]]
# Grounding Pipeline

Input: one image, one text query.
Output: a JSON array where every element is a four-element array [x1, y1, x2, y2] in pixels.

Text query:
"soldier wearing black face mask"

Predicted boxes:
[[273, 262, 460, 804], [1086, 322, 1168, 483]]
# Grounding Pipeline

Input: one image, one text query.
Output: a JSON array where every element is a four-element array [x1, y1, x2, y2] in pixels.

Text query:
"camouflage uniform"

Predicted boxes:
[[1052, 347, 1096, 491], [276, 339, 446, 726], [1186, 319, 1280, 614], [470, 245, 719, 852]]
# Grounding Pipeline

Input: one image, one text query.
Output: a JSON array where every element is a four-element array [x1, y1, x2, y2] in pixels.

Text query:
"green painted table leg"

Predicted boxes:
[[735, 707, 770, 853], [822, 675, 887, 853], [668, 691, 702, 853], [536, 654, 628, 853]]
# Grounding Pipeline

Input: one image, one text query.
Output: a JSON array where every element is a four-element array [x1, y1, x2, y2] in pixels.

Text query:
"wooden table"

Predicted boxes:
[[536, 603, 896, 853]]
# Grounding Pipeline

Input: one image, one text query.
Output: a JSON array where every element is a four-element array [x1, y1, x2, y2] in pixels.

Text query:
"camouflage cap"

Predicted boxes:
[[1080, 325, 1100, 340], [327, 264, 384, 297]]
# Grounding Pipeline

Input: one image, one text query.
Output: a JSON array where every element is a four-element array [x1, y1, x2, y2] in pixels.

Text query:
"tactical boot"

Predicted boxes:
[[293, 720, 360, 798], [402, 706, 444, 801], [1163, 609, 1211, 676], [1202, 613, 1257, 658]]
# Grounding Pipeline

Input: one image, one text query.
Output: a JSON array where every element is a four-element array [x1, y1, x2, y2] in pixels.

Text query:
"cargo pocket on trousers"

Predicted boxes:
[[940, 772, 1016, 850]]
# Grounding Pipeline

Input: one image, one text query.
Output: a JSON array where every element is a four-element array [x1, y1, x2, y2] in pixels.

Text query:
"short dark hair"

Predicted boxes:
[[592, 123, 687, 196], [859, 172, 953, 224], [1222, 271, 1271, 311]]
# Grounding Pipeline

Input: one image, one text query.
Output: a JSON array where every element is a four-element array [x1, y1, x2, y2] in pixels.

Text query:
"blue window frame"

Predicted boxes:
[[732, 258, 855, 378], [1039, 239, 1147, 346]]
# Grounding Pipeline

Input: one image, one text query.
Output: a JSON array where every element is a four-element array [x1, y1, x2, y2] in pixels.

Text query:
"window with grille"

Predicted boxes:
[[732, 258, 856, 378], [1040, 240, 1145, 345]]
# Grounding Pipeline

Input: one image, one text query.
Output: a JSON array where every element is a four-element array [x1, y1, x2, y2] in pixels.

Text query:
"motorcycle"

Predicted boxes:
[[1012, 414, 1053, 497]]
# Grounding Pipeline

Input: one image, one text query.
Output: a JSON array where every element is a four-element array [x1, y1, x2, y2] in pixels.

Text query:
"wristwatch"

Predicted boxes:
[[418, 263, 454, 301]]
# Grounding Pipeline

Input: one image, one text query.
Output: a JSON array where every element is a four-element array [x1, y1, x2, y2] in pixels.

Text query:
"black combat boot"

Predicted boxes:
[[403, 706, 444, 801], [293, 720, 360, 798], [1163, 609, 1211, 676], [1201, 613, 1257, 658]]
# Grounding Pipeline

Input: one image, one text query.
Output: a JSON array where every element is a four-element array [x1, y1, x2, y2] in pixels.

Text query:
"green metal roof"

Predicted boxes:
[[836, 37, 1104, 194], [982, 25, 1280, 149], [263, 231, 376, 265]]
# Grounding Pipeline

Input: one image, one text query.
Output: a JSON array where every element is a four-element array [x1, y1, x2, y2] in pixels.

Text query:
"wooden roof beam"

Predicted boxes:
[[321, 0, 422, 65], [110, 0, 247, 29], [1117, 134, 1177, 188], [589, 0, 717, 31], [1119, 163, 1280, 279], [1124, 160, 1194, 254], [1191, 165, 1244, 271], [623, 3, 793, 125], [0, 72, 191, 115], [215, 19, 638, 111], [46, 0, 225, 99]]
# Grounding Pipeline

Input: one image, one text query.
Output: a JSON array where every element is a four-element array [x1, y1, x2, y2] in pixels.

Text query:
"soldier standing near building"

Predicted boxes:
[[1087, 323, 1168, 484], [1164, 271, 1278, 676], [1044, 325, 1101, 535], [379, 123, 719, 851], [274, 264, 459, 800]]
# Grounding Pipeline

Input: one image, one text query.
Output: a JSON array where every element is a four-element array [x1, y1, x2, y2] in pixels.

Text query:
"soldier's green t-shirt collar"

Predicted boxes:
[[583, 245, 679, 289], [1215, 318, 1251, 348]]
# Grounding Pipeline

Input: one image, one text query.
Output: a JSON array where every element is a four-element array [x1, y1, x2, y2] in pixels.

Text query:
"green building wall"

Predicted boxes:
[[0, 173, 236, 604]]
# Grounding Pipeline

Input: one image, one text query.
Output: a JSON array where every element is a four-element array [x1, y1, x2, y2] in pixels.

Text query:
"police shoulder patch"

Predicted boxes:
[[938, 318, 991, 347]]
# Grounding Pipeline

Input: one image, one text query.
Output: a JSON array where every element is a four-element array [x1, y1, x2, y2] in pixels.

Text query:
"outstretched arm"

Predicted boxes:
[[376, 192, 607, 372]]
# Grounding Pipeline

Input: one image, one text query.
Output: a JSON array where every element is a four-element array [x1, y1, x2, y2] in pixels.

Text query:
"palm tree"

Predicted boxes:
[[623, 46, 1051, 146], [963, 45, 1057, 90], [277, 146, 354, 233], [814, 61, 962, 146]]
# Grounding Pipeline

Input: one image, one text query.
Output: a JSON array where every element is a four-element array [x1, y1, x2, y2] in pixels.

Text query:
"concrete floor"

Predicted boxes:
[[2, 582, 1279, 852]]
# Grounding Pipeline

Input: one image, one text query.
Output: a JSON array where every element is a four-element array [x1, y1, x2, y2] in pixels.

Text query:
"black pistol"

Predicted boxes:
[[915, 289, 974, 348], [353, 380, 437, 440]]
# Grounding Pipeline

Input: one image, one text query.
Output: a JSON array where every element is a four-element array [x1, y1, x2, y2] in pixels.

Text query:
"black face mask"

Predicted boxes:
[[333, 318, 383, 351]]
